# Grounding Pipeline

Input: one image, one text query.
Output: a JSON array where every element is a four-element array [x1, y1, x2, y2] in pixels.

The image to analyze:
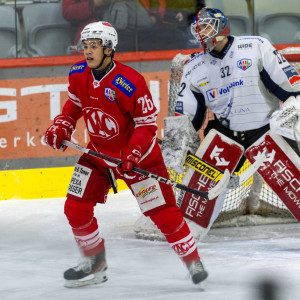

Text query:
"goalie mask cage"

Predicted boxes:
[[134, 46, 300, 241]]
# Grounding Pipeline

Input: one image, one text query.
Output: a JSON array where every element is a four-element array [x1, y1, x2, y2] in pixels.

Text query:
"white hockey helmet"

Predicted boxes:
[[80, 21, 118, 51], [191, 7, 230, 52]]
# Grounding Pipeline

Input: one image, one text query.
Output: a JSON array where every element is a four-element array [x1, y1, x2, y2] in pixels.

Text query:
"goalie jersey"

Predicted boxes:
[[175, 36, 300, 132]]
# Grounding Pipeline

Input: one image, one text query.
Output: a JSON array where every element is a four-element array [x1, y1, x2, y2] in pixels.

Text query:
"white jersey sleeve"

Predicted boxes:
[[258, 37, 300, 97], [174, 54, 208, 130], [175, 57, 202, 116]]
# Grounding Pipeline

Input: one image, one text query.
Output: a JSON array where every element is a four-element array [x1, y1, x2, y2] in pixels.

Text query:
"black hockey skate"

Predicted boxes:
[[64, 250, 108, 288], [187, 260, 208, 285]]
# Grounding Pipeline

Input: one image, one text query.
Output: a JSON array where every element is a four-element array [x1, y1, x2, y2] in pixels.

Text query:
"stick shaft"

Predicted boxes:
[[62, 140, 209, 199]]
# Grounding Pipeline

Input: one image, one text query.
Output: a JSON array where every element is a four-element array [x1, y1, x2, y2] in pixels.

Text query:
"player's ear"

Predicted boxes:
[[104, 48, 113, 57]]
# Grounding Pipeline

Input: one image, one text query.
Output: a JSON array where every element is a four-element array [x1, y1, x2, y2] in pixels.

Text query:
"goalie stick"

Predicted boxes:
[[158, 138, 268, 187], [227, 149, 268, 188], [62, 140, 230, 200], [185, 150, 268, 187]]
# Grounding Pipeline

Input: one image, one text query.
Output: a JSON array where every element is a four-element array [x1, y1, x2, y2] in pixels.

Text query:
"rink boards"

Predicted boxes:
[[0, 167, 128, 200]]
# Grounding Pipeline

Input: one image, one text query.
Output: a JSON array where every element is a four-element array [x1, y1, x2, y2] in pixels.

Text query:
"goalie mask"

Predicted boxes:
[[191, 7, 230, 53], [78, 21, 118, 51]]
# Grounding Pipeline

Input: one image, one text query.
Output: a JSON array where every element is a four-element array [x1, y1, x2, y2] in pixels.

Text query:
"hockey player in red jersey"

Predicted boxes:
[[45, 21, 207, 288]]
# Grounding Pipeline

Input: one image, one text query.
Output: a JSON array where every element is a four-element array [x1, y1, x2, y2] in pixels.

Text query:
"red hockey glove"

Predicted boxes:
[[116, 144, 142, 178], [45, 114, 75, 151]]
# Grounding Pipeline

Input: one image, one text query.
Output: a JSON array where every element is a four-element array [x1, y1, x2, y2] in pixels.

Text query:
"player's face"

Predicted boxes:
[[198, 21, 215, 40], [83, 39, 104, 68]]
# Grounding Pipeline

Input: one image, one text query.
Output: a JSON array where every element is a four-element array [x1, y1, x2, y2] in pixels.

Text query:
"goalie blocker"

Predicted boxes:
[[178, 129, 244, 229], [246, 131, 300, 222]]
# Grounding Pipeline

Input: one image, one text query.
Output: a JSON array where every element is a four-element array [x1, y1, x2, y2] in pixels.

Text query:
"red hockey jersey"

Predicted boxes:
[[62, 60, 160, 168]]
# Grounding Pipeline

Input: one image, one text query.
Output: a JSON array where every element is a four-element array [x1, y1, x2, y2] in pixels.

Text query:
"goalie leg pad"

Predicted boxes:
[[186, 186, 230, 241], [179, 129, 244, 228], [245, 131, 300, 222]]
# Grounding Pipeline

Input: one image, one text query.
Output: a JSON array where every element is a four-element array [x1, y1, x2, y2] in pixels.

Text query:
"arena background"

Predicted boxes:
[[0, 0, 300, 200]]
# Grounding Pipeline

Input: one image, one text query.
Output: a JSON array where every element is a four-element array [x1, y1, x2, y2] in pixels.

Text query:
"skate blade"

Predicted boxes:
[[196, 279, 207, 291], [64, 271, 108, 288]]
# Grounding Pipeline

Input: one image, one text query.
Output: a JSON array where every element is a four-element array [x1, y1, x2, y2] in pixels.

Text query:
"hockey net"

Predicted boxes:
[[134, 47, 300, 241]]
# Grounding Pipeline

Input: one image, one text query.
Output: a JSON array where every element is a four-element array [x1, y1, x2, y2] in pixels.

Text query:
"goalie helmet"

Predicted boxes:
[[79, 21, 118, 51], [191, 7, 230, 53]]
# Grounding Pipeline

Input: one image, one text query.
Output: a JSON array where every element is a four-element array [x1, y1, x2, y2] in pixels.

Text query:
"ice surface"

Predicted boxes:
[[1, 190, 300, 300]]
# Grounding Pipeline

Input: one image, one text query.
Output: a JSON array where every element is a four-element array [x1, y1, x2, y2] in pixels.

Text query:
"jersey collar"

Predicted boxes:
[[209, 36, 234, 60]]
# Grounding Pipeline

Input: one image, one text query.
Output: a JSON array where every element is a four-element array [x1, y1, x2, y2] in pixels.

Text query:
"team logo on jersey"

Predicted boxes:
[[93, 81, 100, 89], [69, 62, 87, 75], [83, 107, 119, 139], [237, 58, 252, 71], [105, 88, 116, 102], [206, 80, 244, 102], [112, 75, 136, 97], [282, 65, 300, 87]]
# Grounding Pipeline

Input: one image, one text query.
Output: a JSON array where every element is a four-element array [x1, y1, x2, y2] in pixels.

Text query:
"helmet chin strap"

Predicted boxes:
[[94, 48, 113, 70]]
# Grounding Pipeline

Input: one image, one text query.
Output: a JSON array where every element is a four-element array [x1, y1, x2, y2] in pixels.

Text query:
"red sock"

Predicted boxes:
[[166, 221, 200, 264], [150, 206, 200, 264], [72, 217, 105, 257]]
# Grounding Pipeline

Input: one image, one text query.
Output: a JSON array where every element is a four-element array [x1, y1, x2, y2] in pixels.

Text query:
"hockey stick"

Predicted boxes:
[[228, 149, 268, 189], [62, 140, 230, 200], [158, 137, 267, 186], [185, 151, 268, 187], [157, 137, 224, 181]]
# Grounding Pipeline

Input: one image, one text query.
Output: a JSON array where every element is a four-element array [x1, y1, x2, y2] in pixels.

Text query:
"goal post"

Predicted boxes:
[[134, 46, 300, 241]]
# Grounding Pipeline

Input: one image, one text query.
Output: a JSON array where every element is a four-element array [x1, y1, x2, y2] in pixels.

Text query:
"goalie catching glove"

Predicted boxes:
[[270, 95, 300, 141], [116, 144, 142, 179], [45, 114, 76, 151]]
